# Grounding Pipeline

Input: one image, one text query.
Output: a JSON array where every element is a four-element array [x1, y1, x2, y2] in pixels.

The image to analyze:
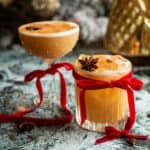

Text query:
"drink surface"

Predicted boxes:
[[19, 21, 76, 35], [18, 21, 79, 59], [74, 54, 132, 81]]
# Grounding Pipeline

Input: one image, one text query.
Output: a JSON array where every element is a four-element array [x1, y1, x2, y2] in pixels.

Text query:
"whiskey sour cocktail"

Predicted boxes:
[[73, 54, 131, 132]]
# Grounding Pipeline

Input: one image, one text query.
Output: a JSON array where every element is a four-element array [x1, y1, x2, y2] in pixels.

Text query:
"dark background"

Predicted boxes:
[[0, 0, 111, 50]]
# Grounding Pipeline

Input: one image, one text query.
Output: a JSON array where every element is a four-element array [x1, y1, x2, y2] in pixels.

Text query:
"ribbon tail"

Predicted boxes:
[[58, 71, 73, 123], [0, 113, 28, 122], [124, 88, 136, 131], [95, 134, 119, 145], [127, 133, 149, 140], [80, 90, 86, 125], [35, 78, 43, 106], [58, 71, 67, 109]]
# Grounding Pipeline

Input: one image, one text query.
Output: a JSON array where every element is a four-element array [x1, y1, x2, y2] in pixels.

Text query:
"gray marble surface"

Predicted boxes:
[[0, 46, 150, 150]]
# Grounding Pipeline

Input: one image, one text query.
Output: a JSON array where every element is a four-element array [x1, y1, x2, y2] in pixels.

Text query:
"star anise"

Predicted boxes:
[[26, 26, 41, 31], [79, 56, 98, 71]]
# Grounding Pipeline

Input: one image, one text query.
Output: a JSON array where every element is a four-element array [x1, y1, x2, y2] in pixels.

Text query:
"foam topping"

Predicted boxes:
[[19, 21, 78, 36], [74, 54, 132, 79]]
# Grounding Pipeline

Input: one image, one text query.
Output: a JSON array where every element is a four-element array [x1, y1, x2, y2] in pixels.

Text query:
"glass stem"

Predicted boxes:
[[46, 59, 57, 101]]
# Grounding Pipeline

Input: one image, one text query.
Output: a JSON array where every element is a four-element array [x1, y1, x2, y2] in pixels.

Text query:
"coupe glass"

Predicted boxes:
[[18, 20, 79, 105]]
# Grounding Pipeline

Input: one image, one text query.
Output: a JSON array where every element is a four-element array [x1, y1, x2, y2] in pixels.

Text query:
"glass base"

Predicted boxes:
[[76, 110, 128, 132]]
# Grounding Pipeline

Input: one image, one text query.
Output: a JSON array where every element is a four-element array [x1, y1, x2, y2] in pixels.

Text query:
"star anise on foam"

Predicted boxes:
[[79, 56, 99, 71], [26, 26, 41, 31]]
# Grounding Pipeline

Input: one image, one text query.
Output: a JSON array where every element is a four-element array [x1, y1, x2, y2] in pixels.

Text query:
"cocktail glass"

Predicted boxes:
[[18, 20, 79, 109]]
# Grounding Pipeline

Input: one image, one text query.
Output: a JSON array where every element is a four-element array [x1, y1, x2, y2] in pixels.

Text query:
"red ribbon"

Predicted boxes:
[[0, 62, 73, 126], [73, 70, 149, 144]]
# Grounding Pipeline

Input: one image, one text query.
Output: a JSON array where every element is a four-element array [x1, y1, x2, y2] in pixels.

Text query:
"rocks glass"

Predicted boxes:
[[73, 55, 131, 132]]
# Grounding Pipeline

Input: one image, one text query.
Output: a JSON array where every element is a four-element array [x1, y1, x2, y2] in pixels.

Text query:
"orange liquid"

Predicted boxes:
[[75, 85, 128, 123]]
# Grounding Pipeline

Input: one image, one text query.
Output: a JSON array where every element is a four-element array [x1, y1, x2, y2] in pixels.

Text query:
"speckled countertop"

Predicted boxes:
[[0, 46, 150, 150]]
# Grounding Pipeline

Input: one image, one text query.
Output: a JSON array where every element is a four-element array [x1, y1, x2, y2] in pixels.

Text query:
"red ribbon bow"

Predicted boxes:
[[73, 71, 149, 144], [0, 62, 73, 126], [96, 126, 149, 144]]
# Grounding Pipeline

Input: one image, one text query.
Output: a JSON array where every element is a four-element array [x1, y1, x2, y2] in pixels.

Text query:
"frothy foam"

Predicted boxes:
[[19, 21, 79, 37], [74, 54, 132, 79]]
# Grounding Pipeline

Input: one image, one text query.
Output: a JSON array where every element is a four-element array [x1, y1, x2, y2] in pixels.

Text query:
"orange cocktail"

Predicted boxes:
[[18, 21, 79, 63], [74, 54, 131, 132], [18, 20, 79, 112]]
